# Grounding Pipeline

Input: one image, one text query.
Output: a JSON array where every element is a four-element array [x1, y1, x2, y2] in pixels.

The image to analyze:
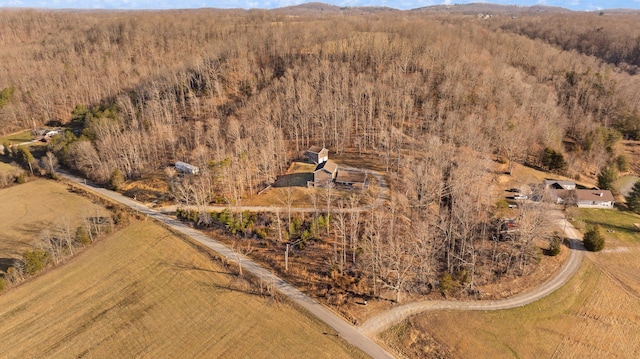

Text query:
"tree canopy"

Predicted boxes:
[[625, 181, 640, 214], [583, 225, 605, 252]]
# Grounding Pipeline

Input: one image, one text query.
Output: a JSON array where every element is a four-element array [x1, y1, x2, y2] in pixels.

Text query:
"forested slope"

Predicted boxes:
[[492, 12, 640, 75], [2, 8, 640, 300]]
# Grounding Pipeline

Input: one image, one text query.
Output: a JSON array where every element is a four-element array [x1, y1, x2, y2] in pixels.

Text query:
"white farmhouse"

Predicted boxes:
[[575, 189, 615, 209]]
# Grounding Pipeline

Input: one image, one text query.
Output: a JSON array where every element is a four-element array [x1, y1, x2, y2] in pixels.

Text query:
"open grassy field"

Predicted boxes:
[[0, 179, 109, 260], [572, 208, 640, 244], [0, 129, 34, 145], [382, 256, 640, 358], [0, 220, 366, 358]]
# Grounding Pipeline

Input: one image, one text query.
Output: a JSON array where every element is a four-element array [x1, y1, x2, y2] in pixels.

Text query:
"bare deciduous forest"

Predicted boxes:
[[2, 7, 640, 311]]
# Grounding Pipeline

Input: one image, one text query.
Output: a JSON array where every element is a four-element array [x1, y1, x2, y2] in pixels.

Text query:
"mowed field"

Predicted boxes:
[[383, 210, 640, 359], [0, 179, 108, 259], [0, 219, 365, 358]]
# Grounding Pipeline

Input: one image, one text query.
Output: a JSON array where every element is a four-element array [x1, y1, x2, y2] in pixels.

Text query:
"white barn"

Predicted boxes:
[[175, 161, 200, 175]]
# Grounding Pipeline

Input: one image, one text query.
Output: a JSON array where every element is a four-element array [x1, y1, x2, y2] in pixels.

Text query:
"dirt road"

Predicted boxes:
[[157, 168, 387, 214], [359, 208, 585, 336], [59, 172, 394, 359]]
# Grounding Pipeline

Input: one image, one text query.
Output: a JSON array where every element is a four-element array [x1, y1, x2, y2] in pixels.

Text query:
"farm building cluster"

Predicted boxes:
[[305, 146, 367, 189], [544, 180, 615, 209]]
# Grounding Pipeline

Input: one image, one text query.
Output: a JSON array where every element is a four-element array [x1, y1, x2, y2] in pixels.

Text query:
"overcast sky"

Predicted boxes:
[[0, 0, 638, 12]]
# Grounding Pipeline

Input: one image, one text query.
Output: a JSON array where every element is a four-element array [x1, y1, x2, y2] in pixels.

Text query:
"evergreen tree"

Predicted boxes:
[[617, 155, 630, 172], [0, 86, 14, 108], [583, 225, 605, 252], [625, 181, 640, 214], [16, 146, 36, 175], [76, 226, 91, 245], [597, 164, 618, 194], [23, 248, 51, 275], [541, 148, 567, 173]]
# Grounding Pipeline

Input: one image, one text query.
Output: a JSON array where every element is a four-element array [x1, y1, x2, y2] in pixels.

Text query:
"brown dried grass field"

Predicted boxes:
[[0, 223, 365, 358], [0, 181, 365, 358], [0, 179, 109, 259]]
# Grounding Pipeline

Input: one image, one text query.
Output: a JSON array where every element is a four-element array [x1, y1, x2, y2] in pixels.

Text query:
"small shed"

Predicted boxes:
[[335, 170, 367, 188], [175, 161, 200, 175], [306, 146, 329, 165]]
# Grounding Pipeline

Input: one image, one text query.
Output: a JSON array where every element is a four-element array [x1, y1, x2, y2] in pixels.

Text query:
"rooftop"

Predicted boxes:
[[575, 189, 615, 202], [315, 160, 337, 173], [336, 170, 366, 184], [543, 179, 576, 188], [307, 146, 325, 154]]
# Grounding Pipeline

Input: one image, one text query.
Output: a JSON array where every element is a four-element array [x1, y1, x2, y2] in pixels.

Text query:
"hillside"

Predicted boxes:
[[412, 3, 571, 15], [489, 12, 640, 74], [0, 220, 364, 358], [271, 2, 397, 14], [2, 8, 640, 345]]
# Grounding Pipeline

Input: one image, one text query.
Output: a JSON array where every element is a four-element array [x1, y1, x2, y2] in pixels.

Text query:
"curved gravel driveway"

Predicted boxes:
[[359, 209, 585, 336]]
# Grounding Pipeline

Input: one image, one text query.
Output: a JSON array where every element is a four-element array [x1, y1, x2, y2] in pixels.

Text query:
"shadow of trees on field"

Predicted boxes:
[[273, 173, 313, 187], [581, 219, 639, 234], [0, 258, 23, 273], [163, 260, 276, 298]]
